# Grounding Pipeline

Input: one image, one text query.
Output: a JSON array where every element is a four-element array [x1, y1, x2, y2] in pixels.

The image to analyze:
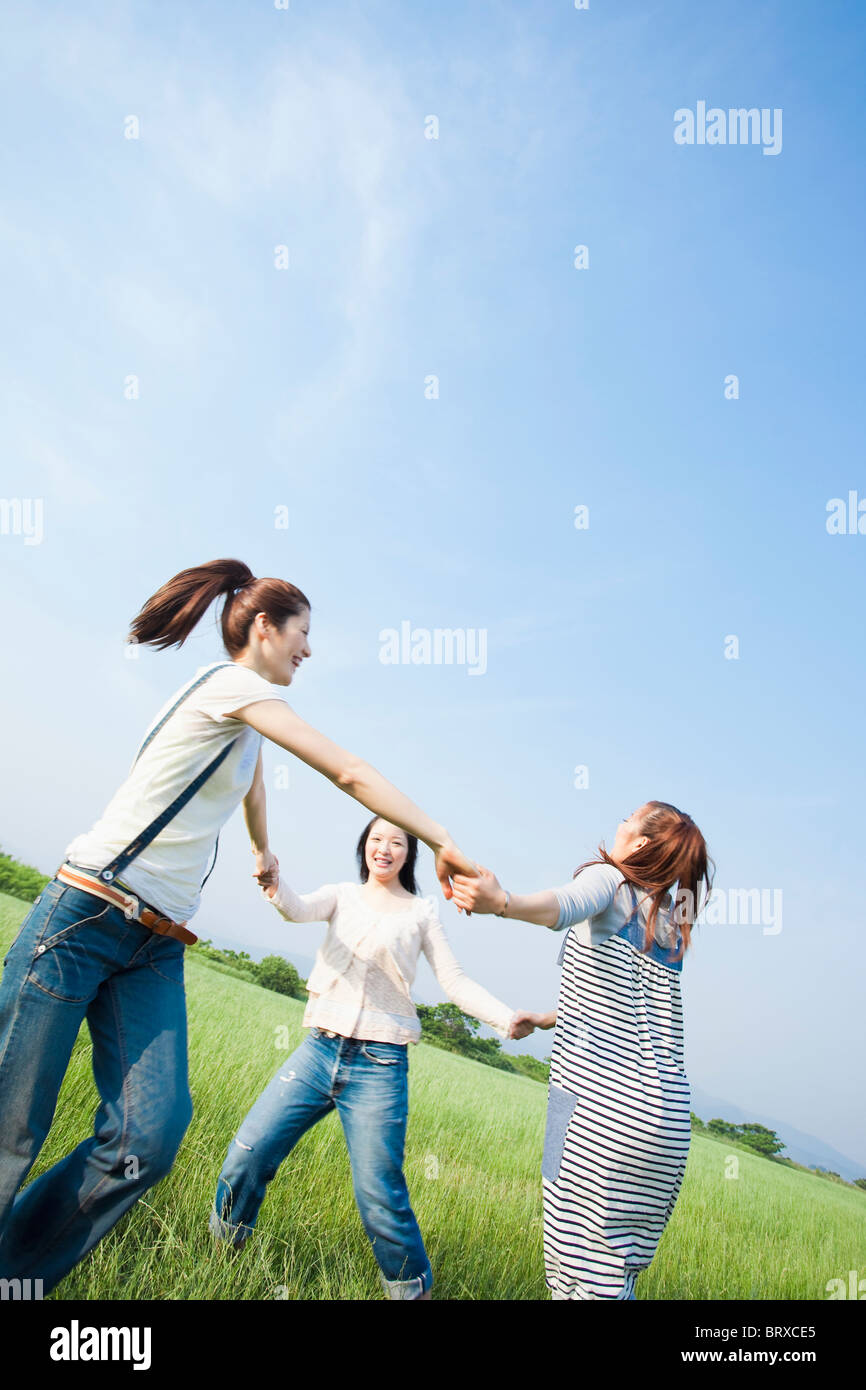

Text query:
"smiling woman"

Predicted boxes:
[[209, 814, 533, 1300], [0, 558, 478, 1297]]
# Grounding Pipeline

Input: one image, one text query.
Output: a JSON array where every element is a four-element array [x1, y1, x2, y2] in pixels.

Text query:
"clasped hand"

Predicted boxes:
[[253, 849, 280, 891]]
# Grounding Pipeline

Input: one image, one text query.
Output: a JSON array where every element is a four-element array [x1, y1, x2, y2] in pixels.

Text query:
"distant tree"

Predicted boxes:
[[257, 955, 305, 999], [417, 1003, 524, 1075], [707, 1118, 740, 1141], [853, 1179, 866, 1192], [192, 940, 258, 979], [0, 847, 50, 902], [417, 1002, 476, 1047], [417, 1002, 469, 1054], [706, 1117, 786, 1159], [690, 1111, 706, 1130], [736, 1123, 786, 1158], [222, 948, 254, 965]]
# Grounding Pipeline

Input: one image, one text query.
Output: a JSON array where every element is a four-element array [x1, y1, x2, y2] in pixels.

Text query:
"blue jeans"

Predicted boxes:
[[0, 876, 192, 1292], [210, 1027, 432, 1298]]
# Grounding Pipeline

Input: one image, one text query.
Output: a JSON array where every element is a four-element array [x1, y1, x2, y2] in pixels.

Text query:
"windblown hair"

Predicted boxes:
[[356, 817, 420, 896], [129, 559, 310, 655], [575, 801, 713, 959]]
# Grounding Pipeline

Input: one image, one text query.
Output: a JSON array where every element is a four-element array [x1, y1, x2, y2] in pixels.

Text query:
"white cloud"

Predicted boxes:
[[103, 274, 227, 360]]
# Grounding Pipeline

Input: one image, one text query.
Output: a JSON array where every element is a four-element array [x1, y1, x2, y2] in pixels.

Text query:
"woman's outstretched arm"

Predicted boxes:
[[420, 914, 519, 1038], [262, 877, 339, 924], [243, 749, 279, 888], [235, 700, 477, 899], [452, 862, 620, 929], [451, 865, 560, 926]]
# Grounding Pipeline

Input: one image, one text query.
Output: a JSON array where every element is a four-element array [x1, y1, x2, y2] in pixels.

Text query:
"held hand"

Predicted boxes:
[[451, 863, 505, 916], [253, 849, 279, 891], [509, 1010, 541, 1040], [434, 838, 478, 905]]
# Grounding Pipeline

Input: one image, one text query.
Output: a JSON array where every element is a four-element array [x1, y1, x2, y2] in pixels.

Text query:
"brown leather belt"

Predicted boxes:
[[57, 864, 198, 947]]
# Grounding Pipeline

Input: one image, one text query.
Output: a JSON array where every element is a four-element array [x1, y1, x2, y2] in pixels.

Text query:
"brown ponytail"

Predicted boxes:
[[129, 559, 310, 655], [576, 801, 713, 959]]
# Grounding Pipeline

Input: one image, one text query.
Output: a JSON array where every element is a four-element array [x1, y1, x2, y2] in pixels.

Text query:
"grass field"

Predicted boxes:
[[1, 891, 864, 1300]]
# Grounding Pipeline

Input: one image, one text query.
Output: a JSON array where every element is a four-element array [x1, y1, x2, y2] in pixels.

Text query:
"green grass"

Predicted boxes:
[[2, 891, 864, 1300]]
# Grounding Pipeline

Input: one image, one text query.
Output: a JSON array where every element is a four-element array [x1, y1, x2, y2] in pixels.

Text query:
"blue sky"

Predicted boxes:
[[1, 1, 864, 1165]]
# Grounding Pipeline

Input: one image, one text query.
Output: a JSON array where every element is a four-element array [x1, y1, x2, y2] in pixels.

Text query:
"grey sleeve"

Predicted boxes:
[[551, 863, 624, 931]]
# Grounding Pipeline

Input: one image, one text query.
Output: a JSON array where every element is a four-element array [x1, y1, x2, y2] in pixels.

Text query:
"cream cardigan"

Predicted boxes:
[[265, 877, 517, 1046]]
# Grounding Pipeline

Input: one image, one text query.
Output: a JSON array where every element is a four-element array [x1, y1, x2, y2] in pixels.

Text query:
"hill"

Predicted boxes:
[[690, 1085, 866, 1185]]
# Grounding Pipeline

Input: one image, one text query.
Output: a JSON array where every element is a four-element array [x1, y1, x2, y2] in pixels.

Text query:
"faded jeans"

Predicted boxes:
[[0, 876, 192, 1292], [210, 1027, 432, 1298]]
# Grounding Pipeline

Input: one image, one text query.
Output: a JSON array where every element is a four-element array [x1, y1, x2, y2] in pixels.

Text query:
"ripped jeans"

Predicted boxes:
[[210, 1027, 432, 1298]]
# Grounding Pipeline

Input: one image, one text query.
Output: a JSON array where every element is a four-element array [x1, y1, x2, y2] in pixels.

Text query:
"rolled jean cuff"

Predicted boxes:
[[209, 1207, 253, 1249], [379, 1265, 433, 1300]]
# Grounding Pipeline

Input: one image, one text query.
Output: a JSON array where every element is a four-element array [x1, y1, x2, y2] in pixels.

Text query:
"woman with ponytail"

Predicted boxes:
[[0, 559, 476, 1294], [451, 801, 713, 1301]]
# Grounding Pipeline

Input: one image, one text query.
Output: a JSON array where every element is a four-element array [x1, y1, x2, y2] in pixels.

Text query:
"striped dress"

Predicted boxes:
[[542, 862, 689, 1300]]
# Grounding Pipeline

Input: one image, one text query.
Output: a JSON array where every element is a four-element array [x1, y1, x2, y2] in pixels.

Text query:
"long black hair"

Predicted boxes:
[[355, 817, 419, 895]]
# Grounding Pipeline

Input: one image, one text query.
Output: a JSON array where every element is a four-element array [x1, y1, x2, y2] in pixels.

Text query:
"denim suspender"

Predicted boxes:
[[98, 664, 239, 887]]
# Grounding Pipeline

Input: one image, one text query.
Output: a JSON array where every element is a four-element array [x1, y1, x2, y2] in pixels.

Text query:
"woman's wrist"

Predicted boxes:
[[425, 824, 450, 853]]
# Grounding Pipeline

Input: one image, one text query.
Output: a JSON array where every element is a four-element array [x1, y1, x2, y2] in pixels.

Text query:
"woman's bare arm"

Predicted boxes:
[[234, 700, 477, 898], [451, 865, 560, 927], [242, 748, 278, 888]]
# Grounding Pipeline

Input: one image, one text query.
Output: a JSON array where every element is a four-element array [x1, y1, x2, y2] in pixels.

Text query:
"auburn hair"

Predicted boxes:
[[575, 801, 713, 959], [128, 559, 310, 655]]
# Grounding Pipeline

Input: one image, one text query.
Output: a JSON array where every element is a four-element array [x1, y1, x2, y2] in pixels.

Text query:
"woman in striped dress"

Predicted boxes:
[[452, 801, 712, 1301]]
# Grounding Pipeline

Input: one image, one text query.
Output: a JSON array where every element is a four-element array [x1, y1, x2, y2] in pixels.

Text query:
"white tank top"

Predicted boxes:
[[66, 662, 283, 921]]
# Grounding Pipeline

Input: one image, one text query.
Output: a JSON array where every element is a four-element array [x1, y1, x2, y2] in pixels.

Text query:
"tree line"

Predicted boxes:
[[691, 1112, 866, 1191]]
